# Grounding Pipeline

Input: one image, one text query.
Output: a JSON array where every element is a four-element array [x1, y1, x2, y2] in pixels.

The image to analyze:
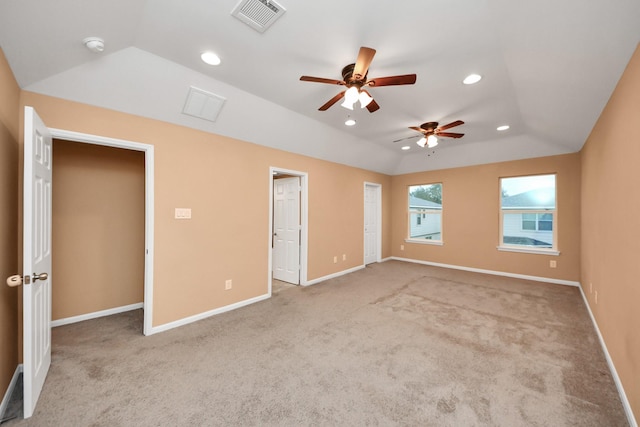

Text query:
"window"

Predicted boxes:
[[522, 213, 553, 231], [407, 183, 443, 244], [500, 174, 556, 252]]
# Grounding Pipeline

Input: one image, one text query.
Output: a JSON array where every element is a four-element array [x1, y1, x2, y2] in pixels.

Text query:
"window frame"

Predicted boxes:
[[406, 183, 443, 246], [498, 174, 559, 255]]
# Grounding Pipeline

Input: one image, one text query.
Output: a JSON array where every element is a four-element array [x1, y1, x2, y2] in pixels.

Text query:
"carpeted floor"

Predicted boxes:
[[4, 261, 628, 426]]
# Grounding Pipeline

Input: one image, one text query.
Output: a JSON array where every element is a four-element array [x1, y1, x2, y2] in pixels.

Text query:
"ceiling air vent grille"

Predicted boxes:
[[231, 0, 286, 33], [182, 87, 226, 123]]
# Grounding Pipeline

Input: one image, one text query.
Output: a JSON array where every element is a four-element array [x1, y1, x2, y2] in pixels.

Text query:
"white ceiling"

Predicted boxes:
[[1, 0, 639, 175]]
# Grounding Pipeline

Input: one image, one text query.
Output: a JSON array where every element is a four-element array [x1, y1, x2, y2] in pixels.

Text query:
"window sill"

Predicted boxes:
[[497, 246, 560, 256], [405, 239, 444, 246]]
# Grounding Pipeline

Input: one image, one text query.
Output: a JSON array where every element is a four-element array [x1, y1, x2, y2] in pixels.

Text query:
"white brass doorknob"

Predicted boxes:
[[33, 273, 48, 282]]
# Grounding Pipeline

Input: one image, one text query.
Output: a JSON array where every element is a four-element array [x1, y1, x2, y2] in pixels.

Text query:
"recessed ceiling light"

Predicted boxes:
[[201, 51, 221, 66], [497, 125, 510, 131], [345, 118, 356, 126], [401, 145, 411, 150], [463, 74, 482, 85]]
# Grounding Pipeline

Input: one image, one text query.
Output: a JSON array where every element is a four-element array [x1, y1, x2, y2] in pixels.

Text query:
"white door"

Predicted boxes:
[[23, 107, 53, 418], [273, 177, 300, 284], [364, 184, 380, 265]]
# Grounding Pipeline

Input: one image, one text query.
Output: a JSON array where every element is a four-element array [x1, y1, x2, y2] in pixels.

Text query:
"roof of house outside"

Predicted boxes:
[[410, 196, 442, 209], [502, 188, 555, 209]]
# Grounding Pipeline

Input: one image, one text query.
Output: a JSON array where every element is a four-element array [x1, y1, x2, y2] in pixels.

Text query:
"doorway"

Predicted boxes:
[[268, 167, 308, 294], [50, 140, 145, 327], [49, 128, 155, 335], [364, 182, 381, 265]]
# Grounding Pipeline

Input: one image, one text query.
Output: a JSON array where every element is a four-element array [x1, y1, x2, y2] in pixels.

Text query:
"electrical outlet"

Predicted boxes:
[[550, 260, 557, 268], [333, 256, 337, 264], [595, 290, 598, 304], [342, 254, 346, 261], [225, 279, 232, 290], [400, 245, 404, 251]]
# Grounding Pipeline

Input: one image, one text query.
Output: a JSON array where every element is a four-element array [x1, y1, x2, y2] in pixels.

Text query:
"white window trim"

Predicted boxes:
[[406, 238, 444, 246], [497, 245, 560, 255]]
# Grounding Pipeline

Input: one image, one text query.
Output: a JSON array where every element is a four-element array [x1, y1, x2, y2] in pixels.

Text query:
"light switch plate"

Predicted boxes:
[[175, 208, 192, 219]]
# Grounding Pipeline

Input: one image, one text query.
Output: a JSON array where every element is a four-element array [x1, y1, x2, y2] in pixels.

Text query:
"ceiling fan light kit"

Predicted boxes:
[[300, 46, 468, 153], [300, 46, 416, 113]]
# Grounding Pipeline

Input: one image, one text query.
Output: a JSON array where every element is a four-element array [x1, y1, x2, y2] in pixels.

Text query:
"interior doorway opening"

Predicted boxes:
[[268, 167, 308, 295], [50, 139, 145, 329], [49, 127, 154, 335]]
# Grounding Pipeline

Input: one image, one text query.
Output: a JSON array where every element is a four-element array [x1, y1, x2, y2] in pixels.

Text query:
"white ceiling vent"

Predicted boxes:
[[182, 86, 226, 122], [231, 0, 286, 33]]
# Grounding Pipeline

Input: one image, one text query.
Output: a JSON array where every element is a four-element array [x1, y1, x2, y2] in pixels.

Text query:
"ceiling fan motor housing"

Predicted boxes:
[[342, 63, 366, 84]]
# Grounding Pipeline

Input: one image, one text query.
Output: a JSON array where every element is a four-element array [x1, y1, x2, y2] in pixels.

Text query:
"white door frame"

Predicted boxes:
[[49, 128, 155, 336], [272, 176, 301, 284], [364, 182, 382, 264], [268, 167, 308, 294]]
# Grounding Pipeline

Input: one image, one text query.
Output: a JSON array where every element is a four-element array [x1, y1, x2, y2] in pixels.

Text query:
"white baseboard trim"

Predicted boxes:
[[380, 257, 393, 263], [389, 257, 581, 287], [148, 293, 271, 336], [0, 364, 23, 421], [577, 285, 637, 427], [51, 303, 144, 328], [304, 265, 365, 286]]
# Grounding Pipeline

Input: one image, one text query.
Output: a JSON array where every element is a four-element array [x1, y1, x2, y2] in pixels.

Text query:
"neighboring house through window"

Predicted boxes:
[[500, 174, 557, 253], [407, 183, 443, 244]]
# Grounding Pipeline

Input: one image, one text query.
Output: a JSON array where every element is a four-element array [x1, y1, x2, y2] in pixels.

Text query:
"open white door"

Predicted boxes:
[[23, 106, 53, 418], [273, 177, 300, 284], [364, 183, 380, 265]]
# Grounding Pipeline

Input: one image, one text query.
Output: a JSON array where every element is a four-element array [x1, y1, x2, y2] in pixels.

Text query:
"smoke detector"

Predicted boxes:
[[83, 37, 105, 53]]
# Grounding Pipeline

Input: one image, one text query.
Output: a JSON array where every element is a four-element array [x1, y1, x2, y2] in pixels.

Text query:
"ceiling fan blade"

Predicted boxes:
[[436, 132, 465, 138], [409, 126, 427, 134], [318, 91, 345, 111], [300, 76, 345, 85], [438, 120, 465, 131], [393, 135, 420, 143], [366, 98, 380, 113], [353, 47, 376, 80], [368, 74, 417, 87]]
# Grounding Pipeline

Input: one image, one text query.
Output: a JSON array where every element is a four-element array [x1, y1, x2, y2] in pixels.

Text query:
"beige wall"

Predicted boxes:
[[581, 44, 640, 421], [52, 140, 145, 320], [0, 48, 20, 401], [5, 46, 636, 423], [390, 154, 581, 281], [19, 92, 392, 327]]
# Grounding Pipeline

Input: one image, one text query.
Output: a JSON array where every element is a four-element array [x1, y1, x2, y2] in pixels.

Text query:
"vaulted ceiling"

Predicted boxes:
[[1, 0, 639, 174]]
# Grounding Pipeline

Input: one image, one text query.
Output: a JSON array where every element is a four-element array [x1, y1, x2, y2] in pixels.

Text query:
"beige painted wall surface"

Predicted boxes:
[[390, 154, 581, 281], [0, 48, 20, 401], [52, 140, 145, 320], [0, 47, 20, 401], [19, 92, 391, 328], [581, 44, 640, 422]]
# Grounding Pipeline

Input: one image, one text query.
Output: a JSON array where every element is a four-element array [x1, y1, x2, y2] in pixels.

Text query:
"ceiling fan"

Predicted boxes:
[[300, 46, 417, 113], [395, 120, 465, 148]]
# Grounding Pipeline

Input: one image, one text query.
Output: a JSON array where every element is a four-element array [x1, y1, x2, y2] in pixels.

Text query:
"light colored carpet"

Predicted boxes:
[[6, 261, 628, 426]]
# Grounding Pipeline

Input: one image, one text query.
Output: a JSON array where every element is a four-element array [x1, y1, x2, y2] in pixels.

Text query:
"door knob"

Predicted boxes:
[[33, 273, 48, 282], [6, 272, 48, 286]]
